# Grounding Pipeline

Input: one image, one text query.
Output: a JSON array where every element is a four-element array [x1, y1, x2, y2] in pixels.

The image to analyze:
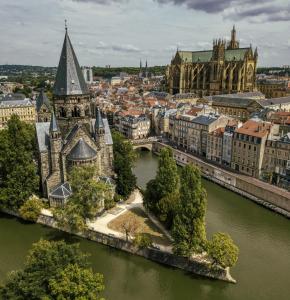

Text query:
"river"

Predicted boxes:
[[0, 150, 290, 300]]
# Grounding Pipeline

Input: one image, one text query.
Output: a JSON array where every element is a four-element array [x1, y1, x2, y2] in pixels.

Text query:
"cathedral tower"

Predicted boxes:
[[53, 25, 91, 133]]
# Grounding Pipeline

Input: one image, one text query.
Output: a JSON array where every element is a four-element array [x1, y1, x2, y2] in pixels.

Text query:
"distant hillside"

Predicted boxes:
[[92, 66, 166, 78], [0, 65, 56, 76]]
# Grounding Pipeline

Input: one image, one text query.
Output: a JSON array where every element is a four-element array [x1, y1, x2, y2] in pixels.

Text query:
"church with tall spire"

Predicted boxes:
[[35, 25, 114, 207]]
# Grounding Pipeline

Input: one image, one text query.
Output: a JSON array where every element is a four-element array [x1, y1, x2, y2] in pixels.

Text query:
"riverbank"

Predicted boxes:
[[1, 194, 236, 284], [153, 142, 290, 219]]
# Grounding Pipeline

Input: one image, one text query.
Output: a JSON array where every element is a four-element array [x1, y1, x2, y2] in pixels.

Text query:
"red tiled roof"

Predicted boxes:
[[235, 120, 271, 138]]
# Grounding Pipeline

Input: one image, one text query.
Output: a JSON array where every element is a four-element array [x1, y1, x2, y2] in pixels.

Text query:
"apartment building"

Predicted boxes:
[[116, 114, 150, 140], [206, 127, 224, 163], [231, 119, 279, 178], [262, 133, 290, 189], [169, 113, 232, 156], [0, 96, 36, 129]]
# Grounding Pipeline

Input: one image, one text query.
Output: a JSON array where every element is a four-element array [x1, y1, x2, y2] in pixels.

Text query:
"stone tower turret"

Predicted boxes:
[[95, 107, 105, 147], [49, 111, 62, 173], [227, 25, 239, 50]]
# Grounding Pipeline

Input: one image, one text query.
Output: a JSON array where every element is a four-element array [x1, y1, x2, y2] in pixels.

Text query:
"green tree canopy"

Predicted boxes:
[[144, 147, 179, 226], [112, 130, 137, 198], [0, 115, 38, 210], [49, 263, 105, 300], [19, 195, 44, 222], [0, 240, 105, 300], [172, 164, 207, 256], [208, 233, 239, 268]]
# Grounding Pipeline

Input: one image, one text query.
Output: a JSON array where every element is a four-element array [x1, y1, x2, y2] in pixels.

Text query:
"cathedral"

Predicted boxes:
[[36, 27, 114, 207], [166, 26, 258, 96]]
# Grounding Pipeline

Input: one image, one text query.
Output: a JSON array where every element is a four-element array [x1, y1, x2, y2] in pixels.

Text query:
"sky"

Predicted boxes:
[[0, 0, 289, 67]]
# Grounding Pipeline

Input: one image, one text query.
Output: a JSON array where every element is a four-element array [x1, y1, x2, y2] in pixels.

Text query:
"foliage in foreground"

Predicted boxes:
[[0, 115, 39, 211], [19, 195, 44, 222], [208, 233, 239, 268], [112, 130, 137, 198], [0, 239, 105, 300]]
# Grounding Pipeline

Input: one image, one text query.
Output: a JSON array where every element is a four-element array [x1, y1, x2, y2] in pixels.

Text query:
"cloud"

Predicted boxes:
[[154, 0, 290, 22], [71, 0, 126, 4], [93, 41, 141, 53]]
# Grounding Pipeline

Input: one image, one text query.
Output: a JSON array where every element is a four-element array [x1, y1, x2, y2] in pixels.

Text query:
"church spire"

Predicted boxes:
[[53, 26, 88, 96], [49, 111, 59, 133], [227, 25, 239, 50], [95, 107, 104, 134]]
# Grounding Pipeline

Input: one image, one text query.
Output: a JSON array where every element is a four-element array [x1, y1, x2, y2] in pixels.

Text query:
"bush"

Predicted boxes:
[[19, 195, 43, 222], [133, 233, 152, 249], [208, 232, 239, 268]]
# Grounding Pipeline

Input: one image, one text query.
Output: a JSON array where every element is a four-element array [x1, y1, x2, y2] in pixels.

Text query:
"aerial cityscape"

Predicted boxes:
[[0, 0, 289, 300]]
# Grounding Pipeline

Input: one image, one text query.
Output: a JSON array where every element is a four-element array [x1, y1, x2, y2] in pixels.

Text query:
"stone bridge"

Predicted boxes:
[[131, 137, 160, 151]]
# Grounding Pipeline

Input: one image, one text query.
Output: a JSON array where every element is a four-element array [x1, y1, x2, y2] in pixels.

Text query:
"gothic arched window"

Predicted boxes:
[[59, 107, 66, 118], [72, 106, 81, 118]]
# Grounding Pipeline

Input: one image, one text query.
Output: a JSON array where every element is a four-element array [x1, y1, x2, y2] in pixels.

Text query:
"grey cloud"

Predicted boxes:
[[155, 0, 289, 22], [93, 41, 141, 53], [71, 0, 126, 4]]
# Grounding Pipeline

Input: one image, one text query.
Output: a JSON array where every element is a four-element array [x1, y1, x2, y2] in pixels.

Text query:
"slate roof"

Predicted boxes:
[[53, 30, 89, 96], [0, 99, 33, 107], [257, 96, 290, 107], [3, 93, 26, 101], [91, 118, 113, 145], [95, 107, 104, 130], [67, 138, 97, 161], [35, 122, 50, 152], [49, 182, 72, 199], [49, 112, 59, 132], [36, 90, 50, 112], [178, 48, 250, 63], [191, 114, 219, 125]]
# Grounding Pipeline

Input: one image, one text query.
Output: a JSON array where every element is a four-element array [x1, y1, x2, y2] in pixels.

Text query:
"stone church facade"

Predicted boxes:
[[166, 26, 258, 96], [36, 28, 114, 207]]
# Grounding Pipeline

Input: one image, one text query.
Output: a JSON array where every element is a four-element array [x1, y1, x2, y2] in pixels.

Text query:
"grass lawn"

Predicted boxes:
[[107, 207, 171, 246]]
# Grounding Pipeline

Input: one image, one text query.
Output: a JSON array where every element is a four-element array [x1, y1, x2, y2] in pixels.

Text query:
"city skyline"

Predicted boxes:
[[0, 0, 289, 67]]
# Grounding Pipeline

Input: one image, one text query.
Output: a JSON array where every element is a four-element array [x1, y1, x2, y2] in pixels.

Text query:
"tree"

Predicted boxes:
[[54, 202, 87, 233], [112, 130, 137, 198], [157, 191, 180, 229], [172, 164, 207, 256], [0, 240, 105, 300], [54, 166, 112, 232], [19, 195, 43, 222], [120, 215, 142, 241], [0, 115, 38, 210], [68, 165, 110, 219], [133, 233, 153, 249], [144, 147, 179, 222], [49, 263, 105, 300], [208, 233, 239, 268]]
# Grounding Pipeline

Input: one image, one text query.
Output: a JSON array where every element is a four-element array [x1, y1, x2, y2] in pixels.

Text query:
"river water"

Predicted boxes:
[[0, 150, 290, 300]]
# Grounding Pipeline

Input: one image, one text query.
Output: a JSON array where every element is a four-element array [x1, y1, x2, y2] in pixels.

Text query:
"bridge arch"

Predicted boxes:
[[133, 144, 152, 151]]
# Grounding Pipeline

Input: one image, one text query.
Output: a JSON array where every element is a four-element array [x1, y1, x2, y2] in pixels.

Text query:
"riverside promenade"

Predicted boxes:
[[153, 142, 290, 218]]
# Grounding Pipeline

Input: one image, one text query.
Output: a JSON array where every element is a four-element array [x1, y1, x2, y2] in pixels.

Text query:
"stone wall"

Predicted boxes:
[[36, 213, 235, 283], [153, 142, 290, 217]]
